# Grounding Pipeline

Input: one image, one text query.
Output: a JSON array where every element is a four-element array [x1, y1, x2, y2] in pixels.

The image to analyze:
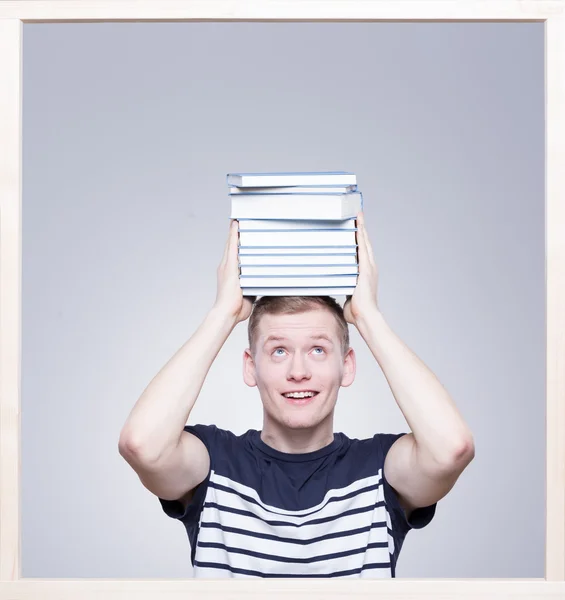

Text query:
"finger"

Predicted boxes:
[[220, 219, 234, 265], [221, 219, 238, 267], [356, 213, 371, 268], [228, 219, 240, 266], [358, 213, 376, 269], [363, 227, 376, 268]]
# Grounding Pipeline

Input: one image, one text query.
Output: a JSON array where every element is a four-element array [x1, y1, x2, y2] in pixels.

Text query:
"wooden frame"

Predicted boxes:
[[0, 1, 563, 597]]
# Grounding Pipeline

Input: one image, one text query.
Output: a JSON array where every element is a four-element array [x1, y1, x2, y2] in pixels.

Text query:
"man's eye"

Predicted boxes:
[[313, 347, 325, 355], [273, 348, 285, 356]]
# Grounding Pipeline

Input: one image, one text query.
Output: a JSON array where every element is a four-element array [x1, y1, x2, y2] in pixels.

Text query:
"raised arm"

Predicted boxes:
[[118, 219, 254, 465], [344, 212, 474, 516]]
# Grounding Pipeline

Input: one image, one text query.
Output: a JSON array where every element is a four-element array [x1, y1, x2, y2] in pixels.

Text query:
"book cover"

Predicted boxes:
[[238, 253, 358, 266], [238, 246, 358, 255], [240, 286, 356, 296], [229, 185, 357, 194], [239, 230, 357, 247], [237, 218, 356, 231], [239, 274, 358, 288], [227, 171, 357, 187], [240, 265, 359, 276], [231, 192, 363, 220]]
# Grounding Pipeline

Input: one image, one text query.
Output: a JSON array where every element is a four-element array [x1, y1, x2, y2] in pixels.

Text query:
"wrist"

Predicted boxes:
[[208, 304, 240, 329], [354, 304, 384, 334]]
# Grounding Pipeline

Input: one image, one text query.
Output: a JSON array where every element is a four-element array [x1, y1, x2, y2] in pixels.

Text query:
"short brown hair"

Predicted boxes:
[[248, 296, 350, 357]]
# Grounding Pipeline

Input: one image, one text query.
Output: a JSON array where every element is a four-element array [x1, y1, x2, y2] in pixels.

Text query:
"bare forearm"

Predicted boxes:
[[119, 306, 237, 463], [356, 307, 474, 467]]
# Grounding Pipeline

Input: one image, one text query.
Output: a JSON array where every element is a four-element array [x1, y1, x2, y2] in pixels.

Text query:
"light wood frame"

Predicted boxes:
[[0, 1, 563, 598]]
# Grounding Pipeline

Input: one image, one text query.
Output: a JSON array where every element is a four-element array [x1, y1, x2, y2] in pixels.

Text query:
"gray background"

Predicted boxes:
[[22, 22, 544, 578]]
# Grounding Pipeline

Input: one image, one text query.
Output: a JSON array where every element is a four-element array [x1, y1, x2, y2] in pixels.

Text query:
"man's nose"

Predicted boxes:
[[287, 353, 311, 380]]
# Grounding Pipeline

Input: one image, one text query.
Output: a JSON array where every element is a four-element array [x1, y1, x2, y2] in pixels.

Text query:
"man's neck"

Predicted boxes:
[[260, 419, 334, 454]]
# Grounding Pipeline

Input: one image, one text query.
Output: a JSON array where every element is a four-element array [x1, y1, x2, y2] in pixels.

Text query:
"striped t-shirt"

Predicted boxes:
[[158, 424, 437, 578]]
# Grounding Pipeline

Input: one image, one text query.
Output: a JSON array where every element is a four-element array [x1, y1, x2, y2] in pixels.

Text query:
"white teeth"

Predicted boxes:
[[284, 391, 316, 399]]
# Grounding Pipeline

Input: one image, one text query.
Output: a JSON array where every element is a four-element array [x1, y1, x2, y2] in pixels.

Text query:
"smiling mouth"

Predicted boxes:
[[281, 391, 320, 404]]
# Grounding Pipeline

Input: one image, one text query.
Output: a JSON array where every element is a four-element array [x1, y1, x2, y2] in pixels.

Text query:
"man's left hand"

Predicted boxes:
[[343, 211, 380, 327]]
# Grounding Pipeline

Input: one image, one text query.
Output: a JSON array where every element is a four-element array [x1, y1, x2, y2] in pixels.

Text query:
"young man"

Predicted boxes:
[[118, 212, 475, 578]]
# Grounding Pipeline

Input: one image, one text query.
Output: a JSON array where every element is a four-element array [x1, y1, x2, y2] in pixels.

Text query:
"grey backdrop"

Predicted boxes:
[[22, 22, 544, 578]]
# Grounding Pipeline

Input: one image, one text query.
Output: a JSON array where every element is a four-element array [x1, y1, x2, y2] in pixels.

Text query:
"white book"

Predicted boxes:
[[227, 171, 356, 187], [239, 253, 357, 266], [241, 287, 356, 296], [239, 275, 358, 288], [237, 218, 356, 231], [239, 230, 357, 247], [238, 246, 357, 255], [231, 192, 362, 220], [230, 185, 356, 194], [240, 265, 359, 276]]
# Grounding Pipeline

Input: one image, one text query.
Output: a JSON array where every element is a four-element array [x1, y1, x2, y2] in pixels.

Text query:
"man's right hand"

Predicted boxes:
[[213, 219, 256, 324]]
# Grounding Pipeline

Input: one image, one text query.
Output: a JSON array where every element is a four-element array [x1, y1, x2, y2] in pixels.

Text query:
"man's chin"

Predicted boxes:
[[282, 420, 316, 430], [279, 412, 328, 431]]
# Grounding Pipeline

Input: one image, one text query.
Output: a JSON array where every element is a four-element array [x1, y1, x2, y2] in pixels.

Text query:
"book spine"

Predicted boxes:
[[239, 230, 357, 247], [231, 174, 356, 187], [239, 287, 356, 296], [240, 265, 359, 276], [239, 274, 358, 287]]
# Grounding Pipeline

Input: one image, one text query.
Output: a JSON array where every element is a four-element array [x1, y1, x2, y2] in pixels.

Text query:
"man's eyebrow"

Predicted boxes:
[[263, 334, 335, 346], [309, 334, 335, 345], [263, 335, 287, 345]]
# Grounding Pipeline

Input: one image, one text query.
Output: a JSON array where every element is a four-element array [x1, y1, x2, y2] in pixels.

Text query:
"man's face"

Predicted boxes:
[[243, 308, 356, 430]]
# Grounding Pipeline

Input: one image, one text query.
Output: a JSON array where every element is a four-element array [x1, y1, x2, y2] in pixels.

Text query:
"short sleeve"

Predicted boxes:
[[375, 432, 437, 534], [157, 423, 218, 525]]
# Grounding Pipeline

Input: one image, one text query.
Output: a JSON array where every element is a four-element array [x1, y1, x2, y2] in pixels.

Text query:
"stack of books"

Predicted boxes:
[[227, 171, 363, 296]]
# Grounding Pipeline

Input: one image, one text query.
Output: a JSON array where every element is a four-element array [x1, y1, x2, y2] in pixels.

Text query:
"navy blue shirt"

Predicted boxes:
[[159, 425, 436, 578]]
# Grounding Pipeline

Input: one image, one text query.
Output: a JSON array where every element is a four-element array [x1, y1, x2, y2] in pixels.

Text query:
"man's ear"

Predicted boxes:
[[243, 348, 258, 388], [340, 347, 356, 388]]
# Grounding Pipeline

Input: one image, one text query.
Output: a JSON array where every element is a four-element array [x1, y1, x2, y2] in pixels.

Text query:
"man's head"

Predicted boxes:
[[243, 296, 356, 431]]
